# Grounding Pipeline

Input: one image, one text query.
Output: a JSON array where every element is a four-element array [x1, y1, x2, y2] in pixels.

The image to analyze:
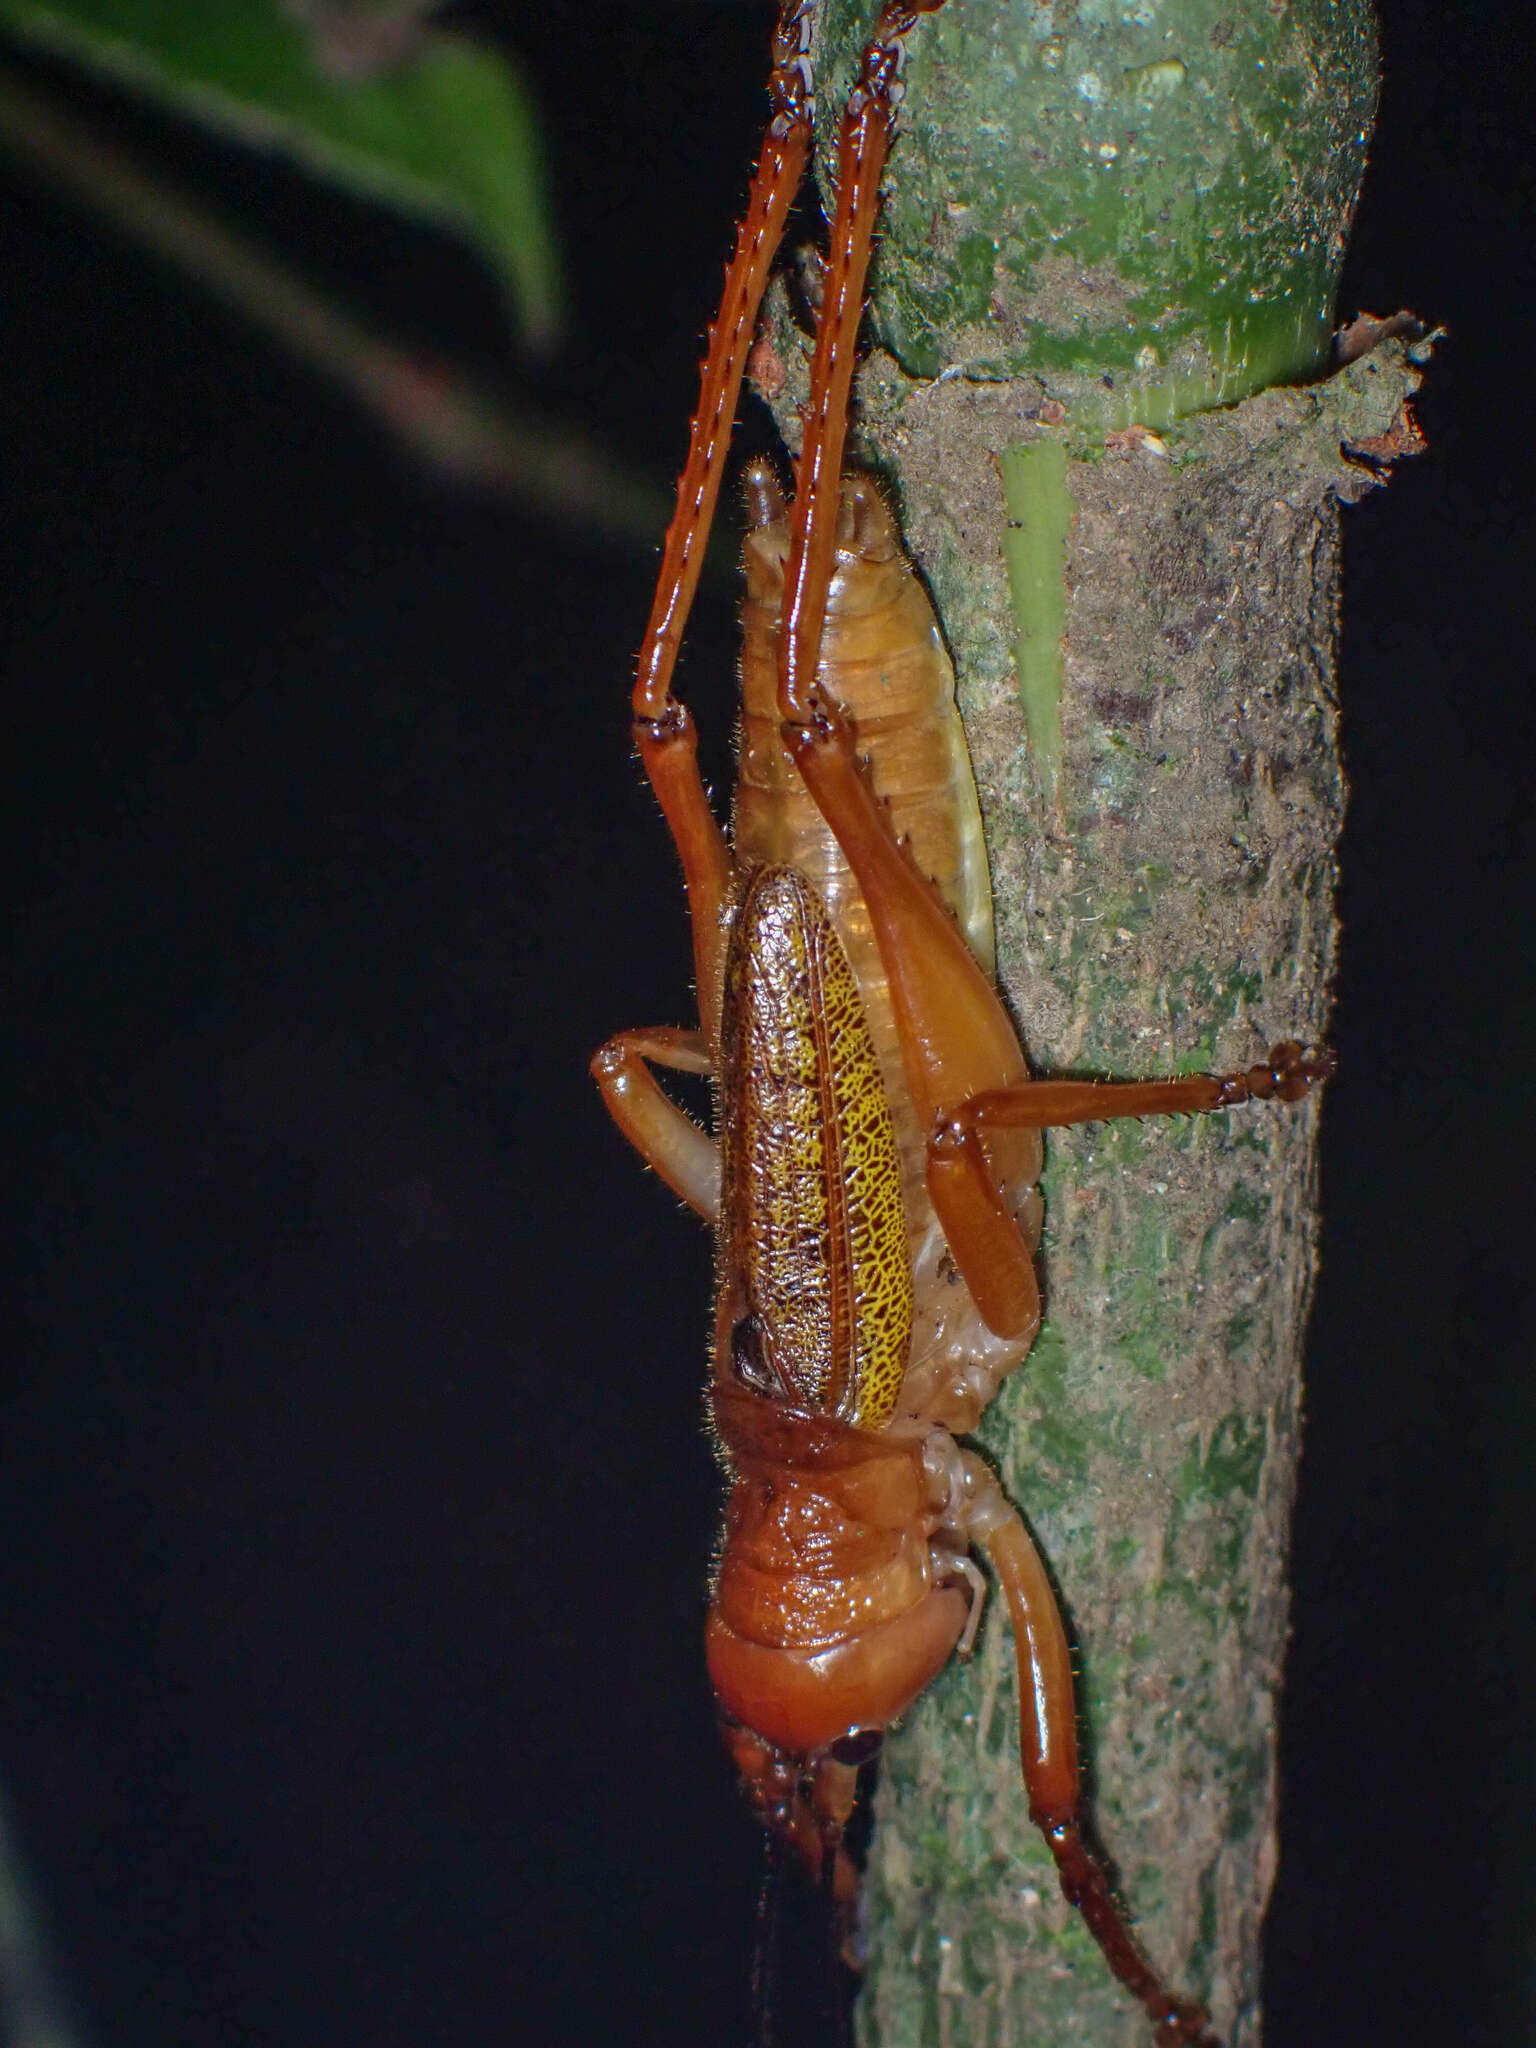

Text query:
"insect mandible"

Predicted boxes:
[[591, 3, 1332, 2041]]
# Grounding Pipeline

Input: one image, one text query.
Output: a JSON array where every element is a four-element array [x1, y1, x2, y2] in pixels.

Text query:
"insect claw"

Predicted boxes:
[[1263, 1037, 1335, 1102], [1151, 2001, 1220, 2048], [1297, 1041, 1338, 1088]]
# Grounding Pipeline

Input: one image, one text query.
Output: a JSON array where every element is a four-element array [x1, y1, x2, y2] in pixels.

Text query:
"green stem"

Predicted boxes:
[[999, 441, 1071, 802], [818, 0, 1379, 417]]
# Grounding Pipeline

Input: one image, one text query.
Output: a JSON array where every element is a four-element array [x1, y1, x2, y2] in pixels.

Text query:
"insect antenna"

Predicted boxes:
[[748, 1822, 788, 2048], [816, 1835, 856, 2048], [746, 1803, 862, 2048]]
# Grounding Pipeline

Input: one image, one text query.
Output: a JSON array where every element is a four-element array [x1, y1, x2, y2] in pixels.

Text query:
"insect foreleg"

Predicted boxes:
[[631, 709, 733, 1049]]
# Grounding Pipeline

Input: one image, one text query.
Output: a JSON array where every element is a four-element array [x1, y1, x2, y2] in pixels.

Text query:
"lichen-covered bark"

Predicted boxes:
[[749, 2, 1422, 2041]]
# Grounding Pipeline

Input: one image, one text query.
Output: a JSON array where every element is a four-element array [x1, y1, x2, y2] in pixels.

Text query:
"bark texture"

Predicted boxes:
[[845, 360, 1415, 2048], [751, 1, 1425, 2041]]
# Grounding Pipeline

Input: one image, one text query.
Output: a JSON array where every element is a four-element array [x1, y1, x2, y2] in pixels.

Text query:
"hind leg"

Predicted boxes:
[[956, 1451, 1219, 2048], [627, 0, 815, 1048]]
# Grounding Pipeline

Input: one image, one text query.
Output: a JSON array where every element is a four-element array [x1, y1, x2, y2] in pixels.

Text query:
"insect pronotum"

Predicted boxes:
[[591, 3, 1332, 2042]]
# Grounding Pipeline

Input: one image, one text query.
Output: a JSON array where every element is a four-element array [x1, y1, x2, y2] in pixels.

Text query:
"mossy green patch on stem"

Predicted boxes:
[[1179, 1410, 1268, 1506]]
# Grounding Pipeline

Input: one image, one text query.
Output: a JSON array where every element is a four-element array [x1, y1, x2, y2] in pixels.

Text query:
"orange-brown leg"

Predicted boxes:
[[762, 8, 1255, 2034], [766, 0, 1332, 1345], [629, 0, 814, 1046], [777, 0, 947, 724], [928, 1041, 1335, 1334], [631, 711, 734, 1051], [590, 1027, 719, 1221], [958, 1453, 1220, 2048], [955, 1039, 1336, 1132], [785, 698, 1044, 1338]]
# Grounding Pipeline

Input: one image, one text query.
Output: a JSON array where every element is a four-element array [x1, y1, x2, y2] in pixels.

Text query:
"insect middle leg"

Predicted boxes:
[[590, 1027, 719, 1220], [926, 1039, 1335, 1337]]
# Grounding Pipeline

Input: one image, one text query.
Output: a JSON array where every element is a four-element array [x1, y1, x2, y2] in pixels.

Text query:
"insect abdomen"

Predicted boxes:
[[705, 1385, 968, 1759], [734, 469, 994, 987], [731, 467, 1041, 1436]]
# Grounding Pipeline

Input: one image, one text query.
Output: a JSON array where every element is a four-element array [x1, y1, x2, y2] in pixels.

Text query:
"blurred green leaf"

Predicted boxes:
[[0, 0, 559, 347]]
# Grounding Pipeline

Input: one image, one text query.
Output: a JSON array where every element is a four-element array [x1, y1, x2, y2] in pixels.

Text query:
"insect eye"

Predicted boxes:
[[828, 1728, 882, 1768], [730, 1313, 777, 1395]]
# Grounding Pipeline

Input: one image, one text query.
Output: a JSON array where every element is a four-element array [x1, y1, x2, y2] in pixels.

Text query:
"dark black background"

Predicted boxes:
[[4, 3, 1533, 2044]]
